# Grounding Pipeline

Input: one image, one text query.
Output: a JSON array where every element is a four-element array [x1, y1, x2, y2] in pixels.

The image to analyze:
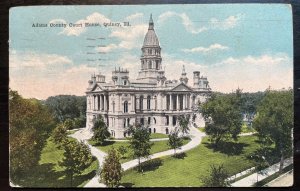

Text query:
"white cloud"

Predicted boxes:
[[158, 11, 243, 34], [206, 54, 292, 92], [9, 50, 292, 100], [59, 12, 111, 36], [109, 23, 147, 50], [210, 14, 243, 30], [9, 50, 72, 69], [158, 11, 207, 34], [95, 43, 118, 53], [182, 43, 229, 53], [125, 13, 143, 21]]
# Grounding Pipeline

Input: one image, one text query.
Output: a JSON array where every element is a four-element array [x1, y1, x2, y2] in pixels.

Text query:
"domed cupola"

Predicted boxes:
[[137, 14, 164, 84], [143, 14, 160, 47]]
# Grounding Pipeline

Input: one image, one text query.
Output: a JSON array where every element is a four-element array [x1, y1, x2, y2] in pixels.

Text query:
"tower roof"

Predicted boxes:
[[143, 14, 160, 47]]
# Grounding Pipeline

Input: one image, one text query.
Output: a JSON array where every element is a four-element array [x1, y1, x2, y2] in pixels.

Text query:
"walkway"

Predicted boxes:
[[231, 157, 293, 187], [265, 169, 293, 187], [70, 126, 205, 187], [121, 127, 205, 171], [105, 137, 169, 142], [70, 128, 106, 187]]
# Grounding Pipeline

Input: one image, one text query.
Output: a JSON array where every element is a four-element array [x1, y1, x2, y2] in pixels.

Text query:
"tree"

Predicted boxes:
[[168, 128, 183, 155], [178, 114, 190, 136], [251, 144, 270, 184], [117, 145, 128, 159], [201, 90, 243, 146], [92, 116, 110, 145], [44, 95, 86, 123], [201, 164, 230, 187], [59, 139, 93, 187], [64, 118, 75, 130], [9, 89, 56, 181], [253, 89, 293, 171], [129, 125, 153, 171], [52, 123, 68, 148], [100, 148, 123, 187]]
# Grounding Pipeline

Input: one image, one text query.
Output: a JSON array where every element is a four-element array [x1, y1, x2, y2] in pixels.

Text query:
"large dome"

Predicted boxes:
[[142, 14, 160, 47], [143, 30, 159, 46]]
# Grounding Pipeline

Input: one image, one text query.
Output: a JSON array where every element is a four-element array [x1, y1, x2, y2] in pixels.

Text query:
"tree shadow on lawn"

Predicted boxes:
[[92, 140, 116, 147], [172, 152, 187, 159], [134, 158, 163, 173], [121, 182, 135, 188], [204, 141, 249, 156], [13, 161, 97, 187], [13, 163, 66, 187]]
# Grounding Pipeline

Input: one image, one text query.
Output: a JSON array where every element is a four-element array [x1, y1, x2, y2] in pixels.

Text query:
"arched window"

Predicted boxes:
[[140, 96, 143, 110], [124, 80, 127, 85], [165, 116, 169, 125], [147, 96, 151, 110], [148, 117, 151, 125], [124, 101, 128, 113], [148, 61, 151, 69], [112, 101, 115, 113]]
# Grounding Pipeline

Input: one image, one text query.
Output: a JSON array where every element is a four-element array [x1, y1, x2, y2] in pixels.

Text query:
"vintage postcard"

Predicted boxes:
[[9, 4, 293, 188]]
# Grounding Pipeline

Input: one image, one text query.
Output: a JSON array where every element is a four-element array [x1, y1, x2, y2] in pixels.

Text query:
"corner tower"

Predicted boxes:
[[136, 14, 164, 83]]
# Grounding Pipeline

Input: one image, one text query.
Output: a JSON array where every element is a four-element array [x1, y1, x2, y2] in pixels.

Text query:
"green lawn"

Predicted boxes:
[[15, 137, 98, 187], [197, 127, 205, 132], [150, 133, 169, 139], [121, 136, 260, 187], [241, 123, 257, 133], [89, 138, 190, 163]]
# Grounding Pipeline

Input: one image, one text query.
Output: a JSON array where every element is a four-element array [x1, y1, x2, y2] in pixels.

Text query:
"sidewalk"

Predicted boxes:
[[121, 127, 205, 171], [70, 126, 205, 187], [231, 157, 293, 187]]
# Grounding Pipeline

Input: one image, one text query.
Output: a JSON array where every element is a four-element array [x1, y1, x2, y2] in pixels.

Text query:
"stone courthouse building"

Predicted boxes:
[[86, 15, 211, 138]]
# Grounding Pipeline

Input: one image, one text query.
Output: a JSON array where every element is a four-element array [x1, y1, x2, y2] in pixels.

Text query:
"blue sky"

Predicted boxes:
[[9, 4, 293, 99]]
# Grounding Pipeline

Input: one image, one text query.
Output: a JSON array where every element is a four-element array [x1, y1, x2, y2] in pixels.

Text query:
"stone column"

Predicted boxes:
[[170, 94, 173, 111], [131, 94, 135, 112], [118, 94, 121, 112], [93, 95, 95, 111], [183, 94, 186, 110], [104, 95, 107, 111], [143, 96, 147, 111], [176, 94, 180, 111], [99, 94, 102, 110]]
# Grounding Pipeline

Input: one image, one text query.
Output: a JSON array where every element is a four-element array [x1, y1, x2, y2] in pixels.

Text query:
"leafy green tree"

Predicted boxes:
[[129, 125, 153, 171], [64, 118, 75, 130], [253, 89, 293, 171], [100, 148, 123, 187], [44, 95, 86, 123], [201, 90, 243, 146], [178, 114, 190, 136], [59, 139, 93, 187], [52, 123, 68, 148], [168, 128, 183, 155], [92, 116, 111, 145], [117, 145, 128, 159], [201, 164, 230, 187], [9, 89, 56, 182], [73, 116, 86, 129]]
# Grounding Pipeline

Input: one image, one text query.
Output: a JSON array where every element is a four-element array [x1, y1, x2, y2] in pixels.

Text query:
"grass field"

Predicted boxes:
[[150, 133, 169, 139], [15, 137, 98, 187], [89, 138, 190, 163], [120, 135, 259, 187], [241, 123, 256, 133]]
